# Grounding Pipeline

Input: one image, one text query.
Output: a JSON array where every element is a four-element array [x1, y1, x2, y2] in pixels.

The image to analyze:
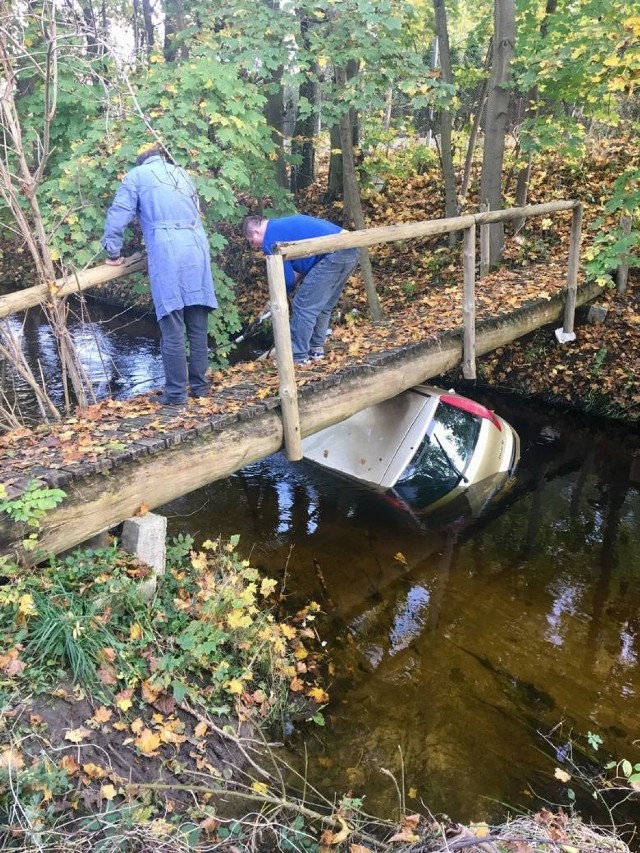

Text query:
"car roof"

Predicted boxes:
[[302, 385, 441, 488]]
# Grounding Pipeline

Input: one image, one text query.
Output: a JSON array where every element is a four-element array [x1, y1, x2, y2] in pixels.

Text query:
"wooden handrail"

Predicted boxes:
[[0, 253, 147, 320], [274, 200, 579, 260]]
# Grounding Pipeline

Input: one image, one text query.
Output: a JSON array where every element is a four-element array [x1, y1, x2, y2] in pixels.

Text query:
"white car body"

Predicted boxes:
[[302, 384, 520, 516]]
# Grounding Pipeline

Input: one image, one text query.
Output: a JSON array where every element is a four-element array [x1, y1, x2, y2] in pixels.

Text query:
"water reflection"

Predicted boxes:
[[0, 298, 163, 414], [161, 396, 640, 825]]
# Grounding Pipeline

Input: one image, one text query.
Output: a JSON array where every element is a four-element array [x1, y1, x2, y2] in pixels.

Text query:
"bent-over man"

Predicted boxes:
[[243, 214, 359, 364]]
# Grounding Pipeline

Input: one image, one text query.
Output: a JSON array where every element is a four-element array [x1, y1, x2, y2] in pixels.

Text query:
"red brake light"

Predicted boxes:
[[439, 394, 502, 431]]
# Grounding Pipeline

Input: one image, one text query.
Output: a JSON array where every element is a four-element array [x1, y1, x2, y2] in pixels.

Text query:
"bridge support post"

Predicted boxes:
[[556, 202, 583, 344], [265, 254, 303, 461], [462, 224, 477, 379], [479, 203, 490, 278]]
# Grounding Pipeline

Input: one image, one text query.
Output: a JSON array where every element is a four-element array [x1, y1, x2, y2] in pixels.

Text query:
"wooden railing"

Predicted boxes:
[[266, 200, 583, 461]]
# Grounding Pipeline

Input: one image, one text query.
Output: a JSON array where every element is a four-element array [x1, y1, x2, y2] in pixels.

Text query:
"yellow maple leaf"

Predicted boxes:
[[115, 688, 134, 712], [227, 610, 253, 629], [251, 781, 269, 795], [130, 717, 145, 734], [64, 726, 92, 744], [134, 728, 161, 754], [82, 762, 107, 780], [471, 822, 490, 838], [226, 678, 244, 695], [129, 623, 143, 641], [307, 686, 330, 704], [280, 623, 297, 640], [91, 706, 112, 724], [60, 755, 80, 776], [0, 748, 25, 769], [101, 784, 118, 800], [260, 577, 278, 597], [194, 721, 208, 739], [394, 552, 407, 564], [190, 551, 208, 570], [141, 681, 159, 704], [18, 594, 37, 617]]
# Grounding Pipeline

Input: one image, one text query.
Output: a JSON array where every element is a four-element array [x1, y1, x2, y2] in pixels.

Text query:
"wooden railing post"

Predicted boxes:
[[462, 224, 477, 379], [265, 254, 303, 461], [479, 202, 490, 279], [556, 202, 582, 342]]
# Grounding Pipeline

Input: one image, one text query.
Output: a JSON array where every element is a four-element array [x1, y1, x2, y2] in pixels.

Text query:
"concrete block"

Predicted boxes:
[[121, 513, 167, 601], [586, 303, 609, 324], [554, 328, 576, 344]]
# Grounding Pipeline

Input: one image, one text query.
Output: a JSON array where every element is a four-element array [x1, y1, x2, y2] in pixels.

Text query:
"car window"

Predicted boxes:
[[393, 403, 481, 505]]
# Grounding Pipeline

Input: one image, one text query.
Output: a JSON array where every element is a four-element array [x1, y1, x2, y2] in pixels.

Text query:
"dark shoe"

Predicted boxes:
[[156, 393, 187, 406], [310, 348, 325, 360]]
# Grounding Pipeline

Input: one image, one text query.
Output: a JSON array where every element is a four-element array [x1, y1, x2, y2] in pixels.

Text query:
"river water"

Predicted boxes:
[[161, 395, 640, 825], [3, 298, 640, 825]]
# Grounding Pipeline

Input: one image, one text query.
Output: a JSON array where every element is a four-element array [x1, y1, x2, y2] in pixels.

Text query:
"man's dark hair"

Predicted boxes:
[[136, 146, 164, 166], [242, 215, 265, 238]]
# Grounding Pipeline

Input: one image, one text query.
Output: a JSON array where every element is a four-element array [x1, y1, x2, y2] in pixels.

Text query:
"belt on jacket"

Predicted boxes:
[[151, 219, 200, 230]]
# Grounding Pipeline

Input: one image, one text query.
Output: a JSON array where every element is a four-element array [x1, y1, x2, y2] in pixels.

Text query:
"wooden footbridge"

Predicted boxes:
[[0, 201, 601, 563]]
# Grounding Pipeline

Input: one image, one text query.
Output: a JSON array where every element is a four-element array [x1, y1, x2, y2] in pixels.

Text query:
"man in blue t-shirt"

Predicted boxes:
[[243, 214, 359, 364]]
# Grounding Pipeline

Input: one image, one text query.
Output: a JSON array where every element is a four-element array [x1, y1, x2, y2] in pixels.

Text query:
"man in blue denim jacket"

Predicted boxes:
[[243, 214, 359, 364], [103, 145, 217, 405]]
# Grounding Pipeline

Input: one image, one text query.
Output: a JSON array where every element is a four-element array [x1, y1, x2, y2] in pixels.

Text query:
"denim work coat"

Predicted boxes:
[[103, 156, 217, 320]]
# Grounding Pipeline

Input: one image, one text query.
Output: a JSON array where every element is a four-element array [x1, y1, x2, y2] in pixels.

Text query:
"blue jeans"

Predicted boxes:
[[158, 305, 211, 402], [290, 248, 360, 362]]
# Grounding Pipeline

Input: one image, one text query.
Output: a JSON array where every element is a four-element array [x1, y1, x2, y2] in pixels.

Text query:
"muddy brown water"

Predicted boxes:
[[161, 393, 640, 826], [3, 296, 639, 824]]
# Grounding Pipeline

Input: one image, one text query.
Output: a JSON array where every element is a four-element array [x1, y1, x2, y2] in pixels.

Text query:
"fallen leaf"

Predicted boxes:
[[307, 686, 330, 704], [194, 720, 209, 739], [91, 706, 113, 724], [60, 755, 80, 776], [554, 767, 572, 783], [64, 726, 92, 744], [134, 728, 161, 755]]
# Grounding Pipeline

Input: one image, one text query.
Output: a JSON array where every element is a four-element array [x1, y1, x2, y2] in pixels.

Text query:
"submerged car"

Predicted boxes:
[[302, 384, 520, 517]]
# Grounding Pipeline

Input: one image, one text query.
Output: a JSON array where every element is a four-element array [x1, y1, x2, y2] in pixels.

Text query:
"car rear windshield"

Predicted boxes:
[[393, 401, 482, 506]]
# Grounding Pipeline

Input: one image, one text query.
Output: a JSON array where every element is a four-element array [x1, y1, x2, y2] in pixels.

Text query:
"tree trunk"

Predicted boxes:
[[327, 59, 359, 200], [290, 73, 318, 193], [432, 0, 458, 240], [335, 65, 382, 323], [460, 39, 492, 205], [163, 0, 187, 61], [512, 0, 557, 233], [291, 18, 319, 194], [327, 123, 343, 200], [141, 0, 155, 51], [264, 73, 288, 189], [480, 0, 516, 267]]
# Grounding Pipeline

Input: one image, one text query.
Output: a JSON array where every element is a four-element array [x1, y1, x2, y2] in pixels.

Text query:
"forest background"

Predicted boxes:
[[0, 0, 639, 424]]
